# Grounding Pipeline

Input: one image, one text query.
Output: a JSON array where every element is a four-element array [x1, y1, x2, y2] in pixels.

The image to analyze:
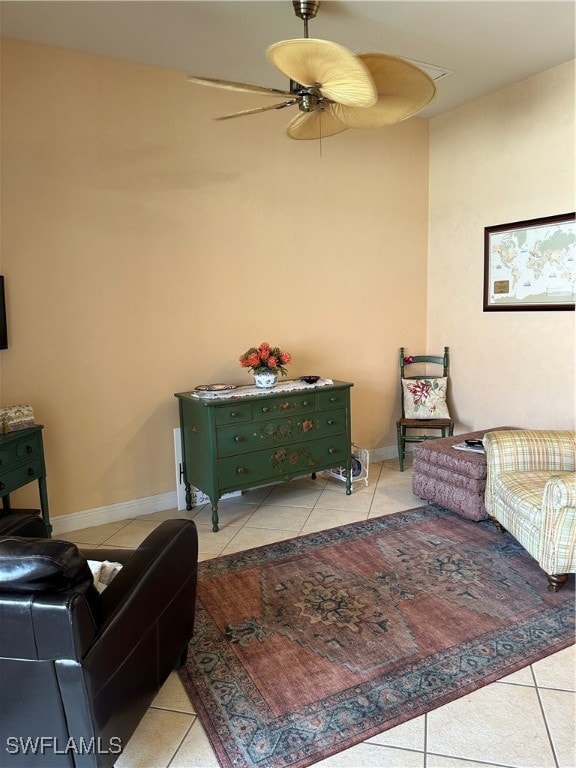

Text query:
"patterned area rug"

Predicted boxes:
[[179, 505, 575, 768]]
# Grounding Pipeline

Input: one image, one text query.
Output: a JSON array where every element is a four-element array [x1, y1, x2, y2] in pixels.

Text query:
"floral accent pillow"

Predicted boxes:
[[402, 377, 450, 419]]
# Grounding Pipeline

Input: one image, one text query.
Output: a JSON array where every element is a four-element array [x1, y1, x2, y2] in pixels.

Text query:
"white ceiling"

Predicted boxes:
[[1, 0, 574, 118]]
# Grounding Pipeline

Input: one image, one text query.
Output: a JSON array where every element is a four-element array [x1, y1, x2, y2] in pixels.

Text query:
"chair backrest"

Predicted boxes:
[[400, 346, 449, 380], [0, 536, 101, 661], [399, 346, 450, 418]]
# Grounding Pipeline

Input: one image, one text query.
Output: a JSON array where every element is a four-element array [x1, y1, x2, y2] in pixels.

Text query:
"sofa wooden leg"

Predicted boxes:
[[488, 515, 506, 533], [547, 573, 568, 592]]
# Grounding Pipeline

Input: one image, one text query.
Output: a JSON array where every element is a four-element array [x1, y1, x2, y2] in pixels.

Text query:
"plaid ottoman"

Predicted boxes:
[[412, 427, 514, 521]]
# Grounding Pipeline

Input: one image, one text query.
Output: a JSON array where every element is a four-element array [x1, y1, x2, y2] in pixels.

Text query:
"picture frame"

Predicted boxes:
[[483, 212, 575, 311], [0, 276, 7, 350]]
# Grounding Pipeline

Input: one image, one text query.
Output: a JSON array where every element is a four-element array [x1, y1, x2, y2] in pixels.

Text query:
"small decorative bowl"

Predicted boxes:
[[300, 375, 320, 384]]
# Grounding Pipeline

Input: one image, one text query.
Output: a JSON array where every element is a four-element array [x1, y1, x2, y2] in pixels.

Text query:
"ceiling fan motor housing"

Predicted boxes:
[[292, 1, 320, 21], [299, 90, 326, 113]]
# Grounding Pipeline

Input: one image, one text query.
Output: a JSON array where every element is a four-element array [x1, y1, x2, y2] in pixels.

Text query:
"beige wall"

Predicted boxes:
[[428, 60, 575, 432], [1, 39, 430, 518]]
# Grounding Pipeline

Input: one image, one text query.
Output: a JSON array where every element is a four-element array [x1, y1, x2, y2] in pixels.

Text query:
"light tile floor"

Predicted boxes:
[[61, 459, 575, 768]]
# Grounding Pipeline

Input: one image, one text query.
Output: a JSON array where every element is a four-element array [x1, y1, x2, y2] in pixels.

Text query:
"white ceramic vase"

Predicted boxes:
[[253, 370, 278, 388]]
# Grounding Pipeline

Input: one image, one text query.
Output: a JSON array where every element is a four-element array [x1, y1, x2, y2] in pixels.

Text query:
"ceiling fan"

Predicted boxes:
[[187, 1, 436, 141]]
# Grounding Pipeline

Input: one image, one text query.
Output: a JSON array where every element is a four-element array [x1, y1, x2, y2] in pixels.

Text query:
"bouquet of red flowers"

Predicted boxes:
[[239, 342, 292, 376]]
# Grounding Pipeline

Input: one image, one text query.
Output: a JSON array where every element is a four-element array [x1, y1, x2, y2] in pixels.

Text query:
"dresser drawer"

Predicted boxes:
[[0, 458, 44, 495], [217, 419, 296, 456], [252, 393, 316, 419], [318, 389, 348, 410], [217, 435, 349, 490], [14, 434, 42, 461], [0, 448, 11, 470], [0, 432, 41, 472], [214, 403, 252, 426], [216, 408, 347, 457]]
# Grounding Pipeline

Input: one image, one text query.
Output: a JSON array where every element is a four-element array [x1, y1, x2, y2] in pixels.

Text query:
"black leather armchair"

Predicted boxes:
[[0, 518, 198, 767]]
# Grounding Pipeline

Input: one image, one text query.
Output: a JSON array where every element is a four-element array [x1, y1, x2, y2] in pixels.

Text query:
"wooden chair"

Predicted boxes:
[[396, 346, 454, 471]]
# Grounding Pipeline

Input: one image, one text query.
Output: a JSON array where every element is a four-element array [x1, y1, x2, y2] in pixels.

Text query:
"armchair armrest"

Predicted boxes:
[[541, 473, 576, 575], [544, 473, 576, 510], [82, 518, 198, 624], [80, 518, 198, 684]]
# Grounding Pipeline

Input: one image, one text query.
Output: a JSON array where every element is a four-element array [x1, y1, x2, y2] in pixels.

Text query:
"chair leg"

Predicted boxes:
[[396, 423, 405, 472], [547, 573, 568, 592]]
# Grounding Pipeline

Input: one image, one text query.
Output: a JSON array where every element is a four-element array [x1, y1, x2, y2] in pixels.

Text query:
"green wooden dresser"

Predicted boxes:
[[175, 380, 353, 531], [0, 425, 51, 533]]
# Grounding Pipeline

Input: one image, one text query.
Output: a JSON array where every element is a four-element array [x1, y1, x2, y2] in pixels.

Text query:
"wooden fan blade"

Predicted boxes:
[[216, 100, 298, 121], [187, 74, 293, 98], [286, 108, 348, 140], [267, 39, 376, 108], [331, 54, 436, 128]]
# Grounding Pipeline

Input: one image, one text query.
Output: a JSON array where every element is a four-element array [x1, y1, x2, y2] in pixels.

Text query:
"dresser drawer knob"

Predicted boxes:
[[229, 411, 240, 418], [328, 447, 337, 455], [27, 467, 35, 476], [327, 419, 335, 425], [261, 407, 270, 413], [329, 396, 337, 402], [26, 445, 33, 454], [302, 400, 310, 407], [236, 467, 246, 475], [234, 435, 244, 443]]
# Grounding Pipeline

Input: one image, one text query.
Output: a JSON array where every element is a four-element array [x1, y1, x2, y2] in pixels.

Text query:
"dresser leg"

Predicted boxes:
[[185, 482, 193, 511], [346, 458, 352, 495], [211, 504, 219, 532], [38, 478, 52, 535]]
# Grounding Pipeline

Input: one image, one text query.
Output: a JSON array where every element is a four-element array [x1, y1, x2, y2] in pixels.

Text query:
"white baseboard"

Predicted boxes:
[[50, 446, 402, 535], [369, 445, 402, 463], [50, 491, 178, 536]]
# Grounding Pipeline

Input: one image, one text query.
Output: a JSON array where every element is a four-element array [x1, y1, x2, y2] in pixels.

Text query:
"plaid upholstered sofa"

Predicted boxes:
[[484, 429, 576, 591]]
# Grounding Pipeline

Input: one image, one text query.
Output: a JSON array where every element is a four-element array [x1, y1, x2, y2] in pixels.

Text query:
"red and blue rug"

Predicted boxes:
[[179, 505, 575, 768]]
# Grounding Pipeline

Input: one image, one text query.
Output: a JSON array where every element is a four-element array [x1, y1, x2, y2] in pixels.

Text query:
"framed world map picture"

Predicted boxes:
[[483, 212, 575, 311]]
